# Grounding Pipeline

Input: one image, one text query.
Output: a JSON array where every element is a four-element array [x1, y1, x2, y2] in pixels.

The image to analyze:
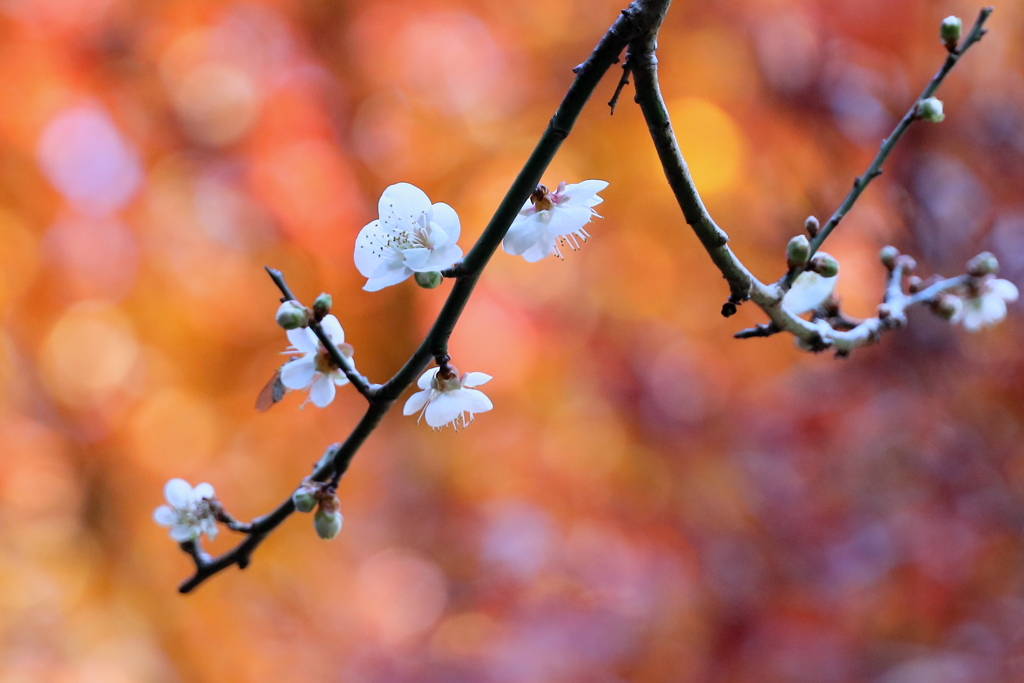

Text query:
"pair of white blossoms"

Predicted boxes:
[[282, 180, 608, 428], [782, 260, 1018, 331]]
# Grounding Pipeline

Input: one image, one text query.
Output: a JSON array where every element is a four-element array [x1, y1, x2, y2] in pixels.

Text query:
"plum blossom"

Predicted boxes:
[[354, 183, 463, 291], [153, 478, 219, 542], [782, 257, 839, 315], [280, 314, 353, 408], [502, 180, 608, 262], [951, 278, 1018, 332], [403, 366, 493, 430]]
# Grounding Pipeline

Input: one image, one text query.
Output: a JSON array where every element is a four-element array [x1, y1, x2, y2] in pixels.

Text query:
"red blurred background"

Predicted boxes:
[[1, 0, 1023, 681]]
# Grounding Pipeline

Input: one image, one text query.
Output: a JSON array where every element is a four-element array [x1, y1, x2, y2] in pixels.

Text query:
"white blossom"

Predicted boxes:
[[403, 366, 493, 430], [502, 180, 608, 262], [354, 183, 463, 291], [280, 314, 352, 408], [952, 278, 1018, 332], [153, 478, 219, 542], [782, 256, 839, 315]]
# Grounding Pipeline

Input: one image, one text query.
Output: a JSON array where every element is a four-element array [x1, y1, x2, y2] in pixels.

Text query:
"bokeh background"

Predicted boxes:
[[1, 0, 1023, 680]]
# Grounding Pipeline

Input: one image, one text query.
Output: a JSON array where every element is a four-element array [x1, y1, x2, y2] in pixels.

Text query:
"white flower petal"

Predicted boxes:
[[309, 374, 337, 408], [364, 266, 414, 292], [379, 182, 432, 232], [431, 202, 461, 242], [425, 392, 463, 428], [503, 221, 546, 257], [354, 221, 388, 278], [164, 478, 192, 508], [170, 525, 197, 542], [153, 506, 177, 526], [287, 328, 318, 354], [280, 356, 317, 390], [319, 315, 345, 344], [425, 242, 463, 270], [417, 367, 440, 389], [520, 240, 554, 263], [457, 388, 493, 414], [564, 180, 608, 204], [403, 389, 431, 415], [545, 205, 592, 238], [192, 483, 214, 500], [989, 279, 1019, 302], [782, 269, 838, 315], [461, 372, 492, 387], [403, 247, 432, 270]]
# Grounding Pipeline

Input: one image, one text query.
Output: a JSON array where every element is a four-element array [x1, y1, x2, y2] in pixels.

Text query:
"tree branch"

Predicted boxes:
[[176, 0, 675, 593]]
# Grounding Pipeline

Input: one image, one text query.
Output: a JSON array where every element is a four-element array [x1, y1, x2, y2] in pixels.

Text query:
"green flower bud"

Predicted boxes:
[[940, 16, 962, 50], [313, 506, 343, 540], [275, 300, 309, 330], [312, 293, 332, 320], [787, 235, 811, 268], [966, 251, 999, 277], [917, 97, 945, 123], [932, 293, 963, 321], [414, 271, 443, 289], [804, 215, 820, 238], [292, 487, 317, 513], [878, 246, 900, 270], [809, 253, 839, 278]]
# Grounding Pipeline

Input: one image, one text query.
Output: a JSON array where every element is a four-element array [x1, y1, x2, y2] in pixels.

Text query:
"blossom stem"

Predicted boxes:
[[785, 7, 993, 289], [264, 267, 378, 400]]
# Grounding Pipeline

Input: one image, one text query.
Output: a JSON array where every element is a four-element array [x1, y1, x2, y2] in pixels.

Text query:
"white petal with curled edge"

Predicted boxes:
[[319, 315, 345, 344], [192, 482, 214, 500], [503, 221, 544, 256], [565, 180, 608, 205], [164, 478, 192, 508], [425, 392, 463, 428], [287, 328, 318, 354], [418, 367, 440, 389], [403, 389, 431, 416], [521, 239, 554, 263], [431, 202, 461, 243], [461, 372, 492, 387], [403, 247, 432, 270], [782, 269, 837, 315], [281, 356, 316, 390], [364, 265, 413, 292], [547, 205, 592, 238], [379, 183, 431, 231], [153, 506, 177, 525], [170, 525, 197, 542], [458, 388, 493, 414], [309, 374, 337, 408]]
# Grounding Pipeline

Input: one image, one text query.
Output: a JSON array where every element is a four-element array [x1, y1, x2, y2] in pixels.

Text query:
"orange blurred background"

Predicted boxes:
[[1, 0, 1024, 681]]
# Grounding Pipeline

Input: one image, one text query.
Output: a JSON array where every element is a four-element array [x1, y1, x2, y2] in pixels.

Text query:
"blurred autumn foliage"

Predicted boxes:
[[2, 0, 1024, 680]]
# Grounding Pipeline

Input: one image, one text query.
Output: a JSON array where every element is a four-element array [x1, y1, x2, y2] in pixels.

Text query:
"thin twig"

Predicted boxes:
[[608, 61, 632, 114]]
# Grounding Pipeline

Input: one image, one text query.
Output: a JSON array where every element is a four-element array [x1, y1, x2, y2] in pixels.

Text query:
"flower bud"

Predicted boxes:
[[940, 16, 962, 50], [787, 235, 811, 268], [908, 276, 924, 294], [292, 487, 317, 513], [917, 97, 945, 123], [966, 251, 999, 277], [804, 215, 820, 238], [275, 300, 309, 330], [932, 293, 963, 320], [809, 253, 839, 278], [878, 246, 900, 270], [414, 271, 443, 289], [312, 293, 332, 320], [898, 255, 917, 273], [314, 505, 343, 540]]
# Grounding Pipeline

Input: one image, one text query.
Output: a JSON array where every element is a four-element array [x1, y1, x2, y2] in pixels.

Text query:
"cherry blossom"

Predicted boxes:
[[403, 366, 493, 430], [502, 180, 608, 262], [354, 183, 463, 291], [952, 278, 1018, 332], [153, 478, 219, 542], [280, 314, 353, 408]]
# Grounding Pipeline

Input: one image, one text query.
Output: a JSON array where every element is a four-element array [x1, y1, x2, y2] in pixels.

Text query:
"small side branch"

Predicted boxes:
[[265, 267, 377, 400], [608, 61, 632, 114]]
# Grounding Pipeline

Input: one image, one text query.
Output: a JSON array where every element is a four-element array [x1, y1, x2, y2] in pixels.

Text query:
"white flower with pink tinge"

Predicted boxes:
[[280, 315, 353, 408], [952, 278, 1018, 332], [153, 478, 219, 542], [403, 366, 493, 430], [502, 180, 608, 262]]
